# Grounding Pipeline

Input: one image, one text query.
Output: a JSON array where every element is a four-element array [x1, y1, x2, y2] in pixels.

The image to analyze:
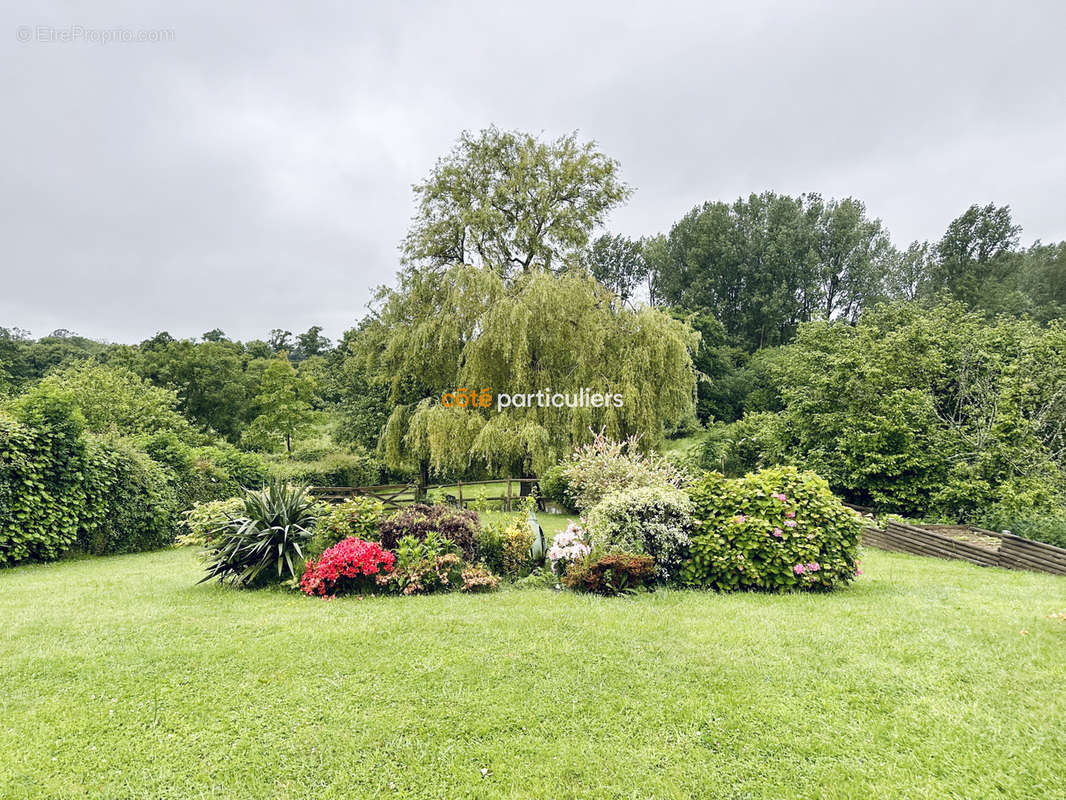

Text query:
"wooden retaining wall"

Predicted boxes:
[[997, 532, 1066, 576], [863, 522, 1000, 567], [862, 522, 1066, 576]]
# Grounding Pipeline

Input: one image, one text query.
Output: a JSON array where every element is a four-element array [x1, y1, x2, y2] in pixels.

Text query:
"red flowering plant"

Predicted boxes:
[[299, 537, 396, 598]]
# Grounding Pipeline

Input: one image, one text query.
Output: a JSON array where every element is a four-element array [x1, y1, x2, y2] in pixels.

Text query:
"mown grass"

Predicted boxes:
[[1, 546, 1064, 799]]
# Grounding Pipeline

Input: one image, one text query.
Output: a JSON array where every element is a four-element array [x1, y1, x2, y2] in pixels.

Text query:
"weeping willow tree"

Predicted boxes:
[[357, 265, 698, 483]]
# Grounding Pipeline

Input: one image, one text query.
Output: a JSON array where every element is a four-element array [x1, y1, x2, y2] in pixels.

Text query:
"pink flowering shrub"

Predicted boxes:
[[547, 522, 591, 575], [300, 537, 395, 598], [681, 466, 861, 591]]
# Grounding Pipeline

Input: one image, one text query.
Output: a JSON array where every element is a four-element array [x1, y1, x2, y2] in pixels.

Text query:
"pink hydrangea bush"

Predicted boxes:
[[682, 466, 862, 591]]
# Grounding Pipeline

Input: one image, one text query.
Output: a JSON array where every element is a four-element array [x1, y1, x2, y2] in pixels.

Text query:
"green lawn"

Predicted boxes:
[[1, 547, 1064, 799]]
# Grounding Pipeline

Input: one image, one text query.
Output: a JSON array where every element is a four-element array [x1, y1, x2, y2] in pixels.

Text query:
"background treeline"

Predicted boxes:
[[3, 128, 1066, 564]]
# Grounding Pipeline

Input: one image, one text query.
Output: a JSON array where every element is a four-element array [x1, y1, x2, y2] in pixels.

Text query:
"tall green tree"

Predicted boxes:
[[581, 233, 649, 304], [293, 325, 332, 361], [133, 338, 258, 441], [928, 203, 1020, 305], [243, 354, 316, 454], [648, 192, 895, 350], [402, 127, 631, 276], [355, 267, 697, 483]]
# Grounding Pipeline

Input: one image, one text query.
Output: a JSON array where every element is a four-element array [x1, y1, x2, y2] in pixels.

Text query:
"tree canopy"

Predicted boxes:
[[402, 127, 631, 276], [355, 266, 697, 480], [647, 192, 894, 351]]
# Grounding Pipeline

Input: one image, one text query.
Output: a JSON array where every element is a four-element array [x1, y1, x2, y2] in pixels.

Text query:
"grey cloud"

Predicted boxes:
[[3, 0, 1064, 342]]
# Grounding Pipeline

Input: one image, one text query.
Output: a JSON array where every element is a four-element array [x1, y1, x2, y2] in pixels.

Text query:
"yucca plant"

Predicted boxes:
[[199, 482, 318, 587]]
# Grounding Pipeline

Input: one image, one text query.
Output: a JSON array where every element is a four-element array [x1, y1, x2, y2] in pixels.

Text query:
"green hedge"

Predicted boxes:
[[0, 389, 179, 565], [80, 438, 178, 556], [0, 392, 87, 564], [266, 451, 382, 488]]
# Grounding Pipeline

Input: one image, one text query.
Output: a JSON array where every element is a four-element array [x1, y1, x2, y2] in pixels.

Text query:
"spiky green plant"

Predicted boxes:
[[199, 482, 317, 587]]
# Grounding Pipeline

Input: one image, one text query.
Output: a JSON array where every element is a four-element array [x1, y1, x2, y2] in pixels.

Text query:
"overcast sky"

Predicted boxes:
[[4, 0, 1064, 344]]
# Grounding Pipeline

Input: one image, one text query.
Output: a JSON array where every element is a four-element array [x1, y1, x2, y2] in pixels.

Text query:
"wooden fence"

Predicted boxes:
[[862, 521, 1066, 576], [309, 483, 418, 510], [310, 478, 542, 512]]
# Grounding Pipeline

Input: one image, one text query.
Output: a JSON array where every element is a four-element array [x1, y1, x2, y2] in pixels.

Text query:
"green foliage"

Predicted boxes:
[[403, 126, 630, 276], [0, 389, 179, 564], [35, 362, 195, 440], [178, 497, 244, 547], [648, 192, 894, 351], [472, 519, 507, 576], [682, 467, 862, 592], [585, 486, 693, 581], [379, 532, 464, 595], [265, 450, 382, 488], [739, 303, 1066, 522], [985, 512, 1066, 550], [511, 566, 558, 590], [358, 265, 697, 479], [243, 354, 317, 453], [501, 520, 536, 578], [137, 431, 269, 512], [199, 483, 317, 587], [561, 431, 685, 512], [580, 233, 649, 304], [133, 337, 262, 442], [561, 553, 657, 595], [0, 390, 87, 564], [538, 464, 574, 510], [79, 437, 178, 555], [0, 327, 116, 388], [927, 203, 1020, 306], [377, 503, 479, 560], [309, 496, 385, 556]]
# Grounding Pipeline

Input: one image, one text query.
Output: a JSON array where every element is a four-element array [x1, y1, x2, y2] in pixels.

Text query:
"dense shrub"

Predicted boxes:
[[739, 304, 1066, 522], [984, 510, 1066, 550], [36, 362, 195, 440], [561, 431, 684, 512], [1, 391, 181, 564], [501, 520, 536, 578], [299, 537, 395, 598], [177, 497, 244, 547], [139, 432, 269, 510], [460, 564, 501, 593], [539, 464, 575, 510], [473, 519, 506, 576], [682, 466, 861, 591], [562, 553, 656, 595], [513, 567, 558, 590], [200, 483, 318, 587], [79, 437, 178, 555], [309, 496, 385, 556], [377, 503, 479, 560], [266, 451, 382, 489], [378, 531, 465, 595], [547, 522, 590, 576], [0, 392, 88, 564], [585, 487, 693, 580]]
